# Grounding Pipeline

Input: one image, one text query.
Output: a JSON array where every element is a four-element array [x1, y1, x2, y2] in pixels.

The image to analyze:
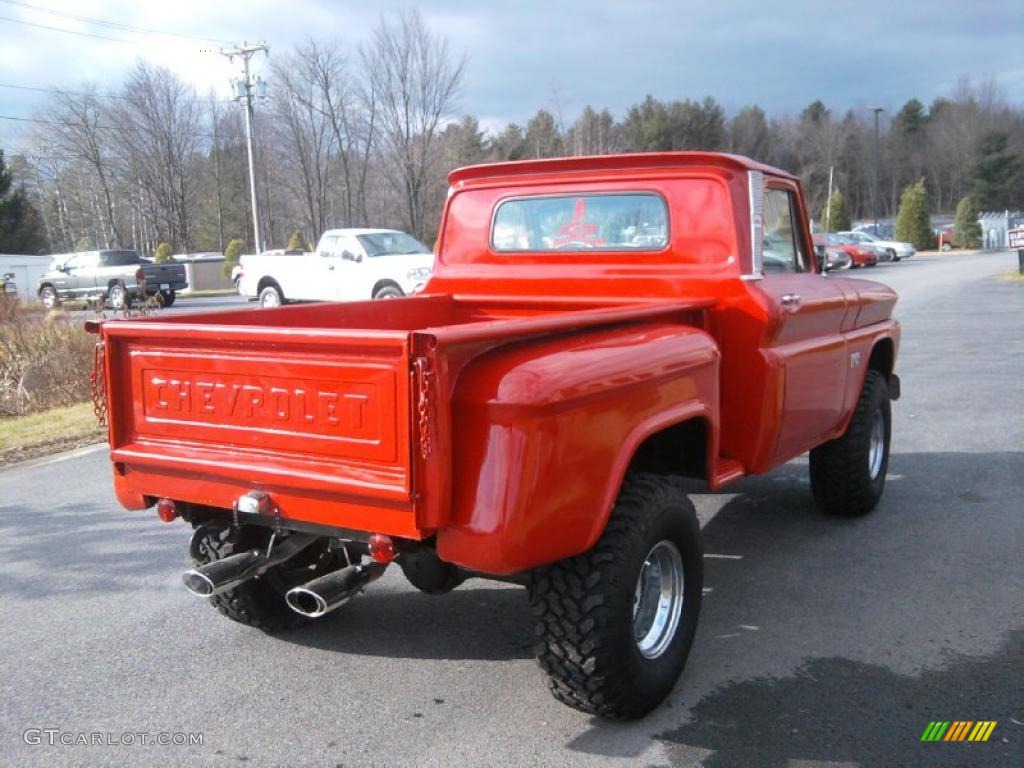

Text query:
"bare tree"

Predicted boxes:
[[362, 10, 464, 239], [111, 61, 201, 250]]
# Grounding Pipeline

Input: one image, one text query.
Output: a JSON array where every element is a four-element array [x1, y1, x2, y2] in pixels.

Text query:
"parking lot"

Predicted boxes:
[[0, 251, 1020, 767]]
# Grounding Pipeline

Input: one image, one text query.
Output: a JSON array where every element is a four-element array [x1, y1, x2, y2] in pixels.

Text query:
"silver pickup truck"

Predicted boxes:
[[37, 250, 188, 309]]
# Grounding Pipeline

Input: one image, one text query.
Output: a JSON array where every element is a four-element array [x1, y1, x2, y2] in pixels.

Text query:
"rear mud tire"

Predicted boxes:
[[529, 473, 703, 720], [190, 524, 325, 632]]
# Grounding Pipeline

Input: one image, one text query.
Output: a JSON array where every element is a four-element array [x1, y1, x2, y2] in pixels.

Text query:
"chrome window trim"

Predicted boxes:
[[747, 170, 764, 278]]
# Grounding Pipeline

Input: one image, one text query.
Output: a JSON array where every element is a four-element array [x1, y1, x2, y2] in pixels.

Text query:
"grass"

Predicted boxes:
[[995, 270, 1024, 283], [0, 402, 104, 464]]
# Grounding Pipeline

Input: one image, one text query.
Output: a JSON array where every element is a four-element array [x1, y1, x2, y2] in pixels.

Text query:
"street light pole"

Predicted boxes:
[[220, 42, 269, 255], [871, 106, 884, 233]]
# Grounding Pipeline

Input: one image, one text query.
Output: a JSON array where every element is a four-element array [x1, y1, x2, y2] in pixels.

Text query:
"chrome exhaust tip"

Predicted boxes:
[[285, 562, 387, 618], [182, 569, 217, 597], [285, 587, 331, 618]]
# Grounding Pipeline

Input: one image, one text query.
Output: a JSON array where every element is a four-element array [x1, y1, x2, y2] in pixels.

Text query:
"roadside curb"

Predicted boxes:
[[0, 441, 107, 472]]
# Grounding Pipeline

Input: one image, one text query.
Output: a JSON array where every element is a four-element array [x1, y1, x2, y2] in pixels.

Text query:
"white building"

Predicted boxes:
[[0, 253, 52, 301]]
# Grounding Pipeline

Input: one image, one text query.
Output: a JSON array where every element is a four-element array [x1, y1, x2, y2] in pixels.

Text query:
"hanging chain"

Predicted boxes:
[[90, 340, 107, 427], [413, 357, 435, 460]]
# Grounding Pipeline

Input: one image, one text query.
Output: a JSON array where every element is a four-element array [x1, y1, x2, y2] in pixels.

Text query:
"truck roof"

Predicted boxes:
[[449, 151, 796, 186], [322, 228, 404, 237]]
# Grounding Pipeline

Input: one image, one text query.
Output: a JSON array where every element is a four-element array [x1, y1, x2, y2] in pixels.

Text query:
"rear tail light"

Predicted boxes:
[[156, 498, 177, 522], [368, 534, 395, 564], [135, 267, 144, 281]]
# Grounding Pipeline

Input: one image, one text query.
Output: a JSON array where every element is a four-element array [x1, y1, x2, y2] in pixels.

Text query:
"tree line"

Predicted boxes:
[[2, 10, 1021, 257]]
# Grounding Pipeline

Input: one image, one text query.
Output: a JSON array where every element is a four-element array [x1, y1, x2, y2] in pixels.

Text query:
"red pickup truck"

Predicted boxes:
[[90, 152, 900, 720]]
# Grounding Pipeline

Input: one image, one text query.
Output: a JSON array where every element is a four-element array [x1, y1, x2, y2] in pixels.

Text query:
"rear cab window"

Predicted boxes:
[[99, 250, 142, 267], [491, 193, 668, 253]]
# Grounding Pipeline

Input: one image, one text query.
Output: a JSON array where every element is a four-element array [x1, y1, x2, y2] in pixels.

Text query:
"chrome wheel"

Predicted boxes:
[[868, 408, 885, 480], [259, 286, 282, 308], [633, 540, 685, 659], [40, 286, 58, 309], [107, 284, 126, 309]]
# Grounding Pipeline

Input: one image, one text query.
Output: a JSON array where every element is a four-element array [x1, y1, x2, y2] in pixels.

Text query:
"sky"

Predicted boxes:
[[1, 0, 1023, 151]]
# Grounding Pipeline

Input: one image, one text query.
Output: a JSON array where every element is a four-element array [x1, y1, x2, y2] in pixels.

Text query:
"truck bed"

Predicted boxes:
[[96, 294, 712, 537]]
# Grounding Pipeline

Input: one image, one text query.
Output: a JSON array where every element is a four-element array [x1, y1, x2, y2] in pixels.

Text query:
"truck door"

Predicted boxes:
[[757, 184, 849, 460], [69, 252, 99, 297]]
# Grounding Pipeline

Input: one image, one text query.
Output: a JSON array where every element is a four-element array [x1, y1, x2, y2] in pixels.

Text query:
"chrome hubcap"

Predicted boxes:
[[632, 540, 684, 659], [868, 408, 885, 480], [262, 292, 279, 307]]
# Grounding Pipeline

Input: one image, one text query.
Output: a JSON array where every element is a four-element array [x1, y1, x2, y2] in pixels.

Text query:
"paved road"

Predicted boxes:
[[1, 252, 1021, 767], [65, 292, 252, 319]]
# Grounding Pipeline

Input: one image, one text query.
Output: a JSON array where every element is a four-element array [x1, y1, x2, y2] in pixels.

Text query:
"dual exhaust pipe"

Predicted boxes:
[[182, 531, 386, 618]]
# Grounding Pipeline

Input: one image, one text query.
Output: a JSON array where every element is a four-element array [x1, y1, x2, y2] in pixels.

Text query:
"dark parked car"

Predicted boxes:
[[37, 250, 187, 309]]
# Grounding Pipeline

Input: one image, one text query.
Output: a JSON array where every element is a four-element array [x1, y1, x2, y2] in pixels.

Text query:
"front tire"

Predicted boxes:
[[373, 283, 403, 299], [530, 473, 703, 720], [810, 369, 891, 517]]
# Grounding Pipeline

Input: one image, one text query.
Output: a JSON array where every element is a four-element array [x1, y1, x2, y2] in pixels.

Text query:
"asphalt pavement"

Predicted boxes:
[[1, 252, 1021, 767]]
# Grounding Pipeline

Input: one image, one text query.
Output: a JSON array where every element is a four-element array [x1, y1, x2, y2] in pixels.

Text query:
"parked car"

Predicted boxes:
[[933, 225, 957, 251], [37, 250, 188, 309], [814, 244, 852, 270], [239, 229, 434, 307], [838, 230, 915, 261], [813, 234, 878, 267], [89, 151, 901, 720], [853, 221, 896, 240], [1, 271, 16, 300]]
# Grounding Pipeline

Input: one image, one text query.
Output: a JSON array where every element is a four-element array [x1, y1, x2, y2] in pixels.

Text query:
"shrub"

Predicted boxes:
[[0, 303, 95, 417], [819, 190, 851, 232], [952, 196, 982, 249], [222, 237, 245, 279], [894, 181, 933, 250], [285, 229, 308, 251], [154, 242, 173, 263]]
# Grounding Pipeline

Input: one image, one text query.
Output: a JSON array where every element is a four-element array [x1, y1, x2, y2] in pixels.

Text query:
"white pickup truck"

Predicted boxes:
[[239, 228, 434, 307]]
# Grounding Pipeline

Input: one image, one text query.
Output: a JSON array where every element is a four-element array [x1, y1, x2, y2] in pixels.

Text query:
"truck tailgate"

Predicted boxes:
[[100, 320, 418, 536]]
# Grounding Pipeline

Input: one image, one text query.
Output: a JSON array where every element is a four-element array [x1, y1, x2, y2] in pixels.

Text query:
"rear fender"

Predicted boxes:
[[436, 322, 719, 574]]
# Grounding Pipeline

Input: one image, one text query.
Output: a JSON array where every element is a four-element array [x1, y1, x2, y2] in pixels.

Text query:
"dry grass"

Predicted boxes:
[[0, 299, 96, 417], [0, 402, 104, 464], [994, 270, 1024, 283]]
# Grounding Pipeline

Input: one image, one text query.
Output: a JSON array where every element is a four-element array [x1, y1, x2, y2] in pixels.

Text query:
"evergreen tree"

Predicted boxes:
[[820, 189, 852, 232], [222, 237, 246, 278], [524, 109, 564, 158], [285, 229, 307, 251], [970, 132, 1021, 210], [952, 196, 982, 248], [154, 242, 173, 263], [0, 150, 46, 254], [74, 236, 93, 252], [894, 181, 932, 250]]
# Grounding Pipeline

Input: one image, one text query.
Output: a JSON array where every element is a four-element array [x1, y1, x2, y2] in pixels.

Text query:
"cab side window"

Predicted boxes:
[[762, 189, 809, 274], [319, 235, 340, 257]]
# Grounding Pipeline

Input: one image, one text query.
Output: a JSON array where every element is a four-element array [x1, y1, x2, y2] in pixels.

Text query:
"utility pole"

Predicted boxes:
[[871, 106, 884, 234], [220, 41, 269, 255]]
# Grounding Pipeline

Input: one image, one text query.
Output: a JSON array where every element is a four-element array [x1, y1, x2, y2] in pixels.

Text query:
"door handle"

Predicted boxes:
[[781, 293, 801, 309], [328, 265, 335, 271]]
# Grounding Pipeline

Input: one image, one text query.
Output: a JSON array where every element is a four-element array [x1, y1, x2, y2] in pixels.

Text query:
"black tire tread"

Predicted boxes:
[[190, 524, 309, 632], [810, 369, 890, 517], [530, 473, 701, 719]]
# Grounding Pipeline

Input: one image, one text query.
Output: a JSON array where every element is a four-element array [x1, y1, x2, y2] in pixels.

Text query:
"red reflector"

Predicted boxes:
[[135, 267, 145, 281], [156, 498, 177, 522], [368, 533, 395, 564]]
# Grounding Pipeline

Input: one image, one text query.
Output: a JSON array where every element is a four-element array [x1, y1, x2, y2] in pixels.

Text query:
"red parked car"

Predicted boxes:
[[814, 233, 878, 267]]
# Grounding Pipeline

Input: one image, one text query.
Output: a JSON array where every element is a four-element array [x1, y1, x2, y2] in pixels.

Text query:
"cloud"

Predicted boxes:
[[1, 0, 1022, 150]]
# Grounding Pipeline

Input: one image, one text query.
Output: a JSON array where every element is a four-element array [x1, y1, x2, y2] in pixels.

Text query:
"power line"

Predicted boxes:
[[0, 13, 133, 42], [0, 113, 221, 139], [0, 82, 234, 104], [0, 0, 235, 45]]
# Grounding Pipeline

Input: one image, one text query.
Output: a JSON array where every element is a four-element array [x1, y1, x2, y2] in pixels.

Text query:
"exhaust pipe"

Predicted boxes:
[[183, 533, 316, 597], [285, 562, 387, 618]]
